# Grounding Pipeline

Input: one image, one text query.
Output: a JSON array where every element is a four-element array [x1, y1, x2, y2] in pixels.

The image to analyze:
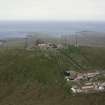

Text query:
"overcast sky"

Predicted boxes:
[[0, 0, 105, 21]]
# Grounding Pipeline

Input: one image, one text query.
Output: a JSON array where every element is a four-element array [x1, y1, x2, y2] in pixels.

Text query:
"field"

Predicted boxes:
[[0, 46, 105, 105]]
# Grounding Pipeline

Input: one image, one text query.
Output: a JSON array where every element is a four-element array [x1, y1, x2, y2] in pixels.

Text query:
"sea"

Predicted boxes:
[[0, 21, 105, 39]]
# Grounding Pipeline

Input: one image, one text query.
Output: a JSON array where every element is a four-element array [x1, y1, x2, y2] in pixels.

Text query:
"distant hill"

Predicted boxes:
[[1, 21, 105, 39], [61, 31, 105, 47]]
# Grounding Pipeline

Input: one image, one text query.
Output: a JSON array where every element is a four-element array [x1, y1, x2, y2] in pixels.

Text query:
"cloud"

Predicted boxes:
[[0, 0, 104, 21]]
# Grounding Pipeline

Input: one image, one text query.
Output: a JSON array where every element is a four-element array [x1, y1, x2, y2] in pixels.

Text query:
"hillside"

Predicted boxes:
[[0, 46, 105, 105]]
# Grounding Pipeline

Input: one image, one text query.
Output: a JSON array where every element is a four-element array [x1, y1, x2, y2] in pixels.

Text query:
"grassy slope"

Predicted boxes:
[[0, 46, 105, 105]]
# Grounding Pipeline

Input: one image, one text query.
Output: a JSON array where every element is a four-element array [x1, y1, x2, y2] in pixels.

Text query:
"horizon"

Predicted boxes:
[[0, 21, 105, 39]]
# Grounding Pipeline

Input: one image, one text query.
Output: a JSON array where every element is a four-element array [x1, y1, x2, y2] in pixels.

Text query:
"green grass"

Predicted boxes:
[[0, 46, 105, 105]]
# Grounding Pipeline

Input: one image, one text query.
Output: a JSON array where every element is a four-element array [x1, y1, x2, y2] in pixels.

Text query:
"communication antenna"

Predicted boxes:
[[75, 32, 78, 47], [0, 40, 7, 48], [75, 34, 77, 47], [24, 37, 28, 49]]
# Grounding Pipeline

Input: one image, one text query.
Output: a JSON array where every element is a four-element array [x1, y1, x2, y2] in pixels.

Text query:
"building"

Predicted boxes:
[[64, 70, 77, 81], [64, 70, 105, 94]]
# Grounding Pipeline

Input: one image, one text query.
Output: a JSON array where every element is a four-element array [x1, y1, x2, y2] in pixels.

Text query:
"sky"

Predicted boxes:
[[0, 0, 105, 21]]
